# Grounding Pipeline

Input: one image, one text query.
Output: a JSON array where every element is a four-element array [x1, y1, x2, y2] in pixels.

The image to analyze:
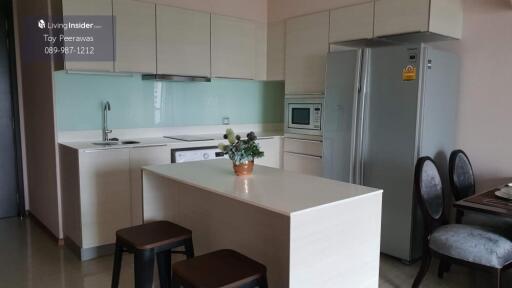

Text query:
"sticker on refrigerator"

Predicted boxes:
[[402, 65, 417, 81]]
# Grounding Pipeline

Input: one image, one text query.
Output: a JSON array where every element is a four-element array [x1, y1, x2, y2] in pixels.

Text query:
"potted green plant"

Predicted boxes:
[[219, 129, 264, 176]]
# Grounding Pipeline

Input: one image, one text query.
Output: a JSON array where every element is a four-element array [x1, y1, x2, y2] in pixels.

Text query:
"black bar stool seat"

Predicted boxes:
[[116, 220, 192, 250], [172, 249, 268, 288], [112, 221, 194, 288]]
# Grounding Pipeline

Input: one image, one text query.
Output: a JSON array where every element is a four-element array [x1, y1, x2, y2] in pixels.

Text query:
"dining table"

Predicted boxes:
[[454, 185, 512, 219]]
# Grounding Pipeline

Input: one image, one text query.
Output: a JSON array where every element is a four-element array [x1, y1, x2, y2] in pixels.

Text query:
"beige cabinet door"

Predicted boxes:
[[267, 20, 285, 81], [62, 0, 114, 71], [374, 0, 430, 37], [285, 11, 329, 95], [157, 5, 211, 77], [429, 0, 463, 39], [212, 15, 256, 79], [79, 149, 131, 248], [113, 0, 156, 73], [129, 145, 170, 225], [255, 137, 283, 168], [283, 152, 323, 177], [329, 2, 374, 43], [254, 21, 268, 81]]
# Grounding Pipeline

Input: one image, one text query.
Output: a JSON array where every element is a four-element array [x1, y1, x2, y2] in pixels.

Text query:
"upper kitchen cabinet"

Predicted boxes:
[[374, 0, 463, 39], [329, 2, 374, 43], [254, 22, 268, 81], [61, 0, 114, 72], [212, 15, 256, 80], [285, 11, 329, 95], [157, 6, 211, 77], [267, 21, 285, 81], [113, 0, 156, 73]]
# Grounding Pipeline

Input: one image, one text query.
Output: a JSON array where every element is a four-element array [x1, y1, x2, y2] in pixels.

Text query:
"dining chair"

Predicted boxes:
[[448, 149, 475, 223], [413, 156, 512, 288], [449, 149, 512, 236]]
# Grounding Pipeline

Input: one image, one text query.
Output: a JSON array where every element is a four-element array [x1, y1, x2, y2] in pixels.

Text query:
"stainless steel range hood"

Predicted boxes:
[[141, 74, 211, 82]]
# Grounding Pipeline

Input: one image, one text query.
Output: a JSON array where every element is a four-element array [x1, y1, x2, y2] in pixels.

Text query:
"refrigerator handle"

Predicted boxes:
[[352, 49, 370, 185], [350, 49, 363, 184]]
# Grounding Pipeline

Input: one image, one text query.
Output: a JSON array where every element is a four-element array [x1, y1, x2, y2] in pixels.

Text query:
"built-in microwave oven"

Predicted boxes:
[[284, 97, 323, 136]]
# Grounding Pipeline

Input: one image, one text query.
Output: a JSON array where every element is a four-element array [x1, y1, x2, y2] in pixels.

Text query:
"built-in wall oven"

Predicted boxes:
[[284, 97, 323, 137]]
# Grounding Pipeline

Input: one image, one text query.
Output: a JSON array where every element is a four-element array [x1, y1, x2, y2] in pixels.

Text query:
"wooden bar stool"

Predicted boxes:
[[171, 249, 268, 288], [111, 221, 194, 288]]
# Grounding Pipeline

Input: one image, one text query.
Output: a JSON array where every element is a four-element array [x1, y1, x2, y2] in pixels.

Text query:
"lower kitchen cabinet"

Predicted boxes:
[[129, 145, 171, 225], [283, 138, 323, 176], [255, 137, 283, 169], [60, 146, 131, 260], [60, 144, 170, 260], [78, 149, 131, 248], [284, 152, 323, 177]]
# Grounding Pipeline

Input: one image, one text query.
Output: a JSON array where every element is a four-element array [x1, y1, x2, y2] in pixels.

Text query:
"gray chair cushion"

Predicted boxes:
[[463, 211, 512, 240], [430, 224, 512, 268]]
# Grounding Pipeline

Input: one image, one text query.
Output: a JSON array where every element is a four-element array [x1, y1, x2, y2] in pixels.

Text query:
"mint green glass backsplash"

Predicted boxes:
[[54, 71, 284, 131]]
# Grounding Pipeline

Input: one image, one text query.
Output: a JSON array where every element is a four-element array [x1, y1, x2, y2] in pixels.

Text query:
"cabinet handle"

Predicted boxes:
[[83, 148, 128, 152], [284, 151, 322, 159], [285, 92, 324, 97], [131, 144, 167, 148], [285, 138, 322, 144]]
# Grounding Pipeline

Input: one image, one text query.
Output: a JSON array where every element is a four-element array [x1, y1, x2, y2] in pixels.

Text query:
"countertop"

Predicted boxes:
[[143, 159, 382, 216], [59, 131, 283, 151]]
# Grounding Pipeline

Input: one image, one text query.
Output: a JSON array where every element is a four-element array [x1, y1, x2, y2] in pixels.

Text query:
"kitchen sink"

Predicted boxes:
[[120, 140, 140, 144]]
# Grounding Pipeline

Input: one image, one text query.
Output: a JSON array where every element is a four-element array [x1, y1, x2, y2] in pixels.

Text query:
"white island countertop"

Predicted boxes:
[[143, 159, 383, 287], [143, 159, 382, 216]]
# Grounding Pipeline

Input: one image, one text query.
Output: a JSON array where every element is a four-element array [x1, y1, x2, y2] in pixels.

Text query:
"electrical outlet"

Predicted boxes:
[[222, 117, 230, 125]]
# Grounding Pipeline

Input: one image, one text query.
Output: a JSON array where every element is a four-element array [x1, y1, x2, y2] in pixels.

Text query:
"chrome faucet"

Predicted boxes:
[[102, 101, 112, 141]]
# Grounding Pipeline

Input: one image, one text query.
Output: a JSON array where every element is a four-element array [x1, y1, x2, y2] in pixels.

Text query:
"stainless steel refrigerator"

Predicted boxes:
[[323, 44, 459, 262]]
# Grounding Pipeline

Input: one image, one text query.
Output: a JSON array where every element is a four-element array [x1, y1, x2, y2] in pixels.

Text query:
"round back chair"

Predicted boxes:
[[449, 149, 475, 201], [415, 156, 446, 235]]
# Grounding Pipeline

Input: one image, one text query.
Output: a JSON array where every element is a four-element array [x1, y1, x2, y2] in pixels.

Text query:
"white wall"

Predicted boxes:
[[450, 0, 512, 191]]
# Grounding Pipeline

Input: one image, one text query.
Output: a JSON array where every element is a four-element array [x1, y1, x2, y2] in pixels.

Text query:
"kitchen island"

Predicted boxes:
[[142, 159, 382, 288]]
